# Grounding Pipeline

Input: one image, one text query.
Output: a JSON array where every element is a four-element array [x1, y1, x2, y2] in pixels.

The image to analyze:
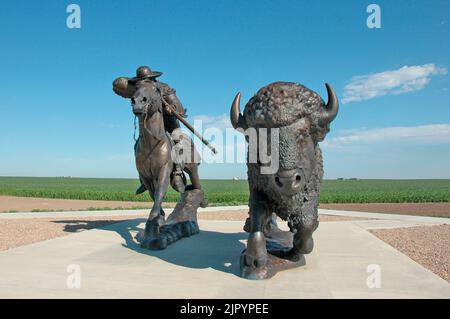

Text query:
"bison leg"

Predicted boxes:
[[291, 214, 318, 255], [244, 212, 279, 235], [240, 190, 271, 277]]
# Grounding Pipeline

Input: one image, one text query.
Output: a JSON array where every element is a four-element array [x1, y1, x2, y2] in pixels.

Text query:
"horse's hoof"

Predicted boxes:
[[200, 198, 208, 208], [181, 221, 200, 237], [144, 225, 159, 238], [149, 237, 168, 250], [139, 235, 167, 250]]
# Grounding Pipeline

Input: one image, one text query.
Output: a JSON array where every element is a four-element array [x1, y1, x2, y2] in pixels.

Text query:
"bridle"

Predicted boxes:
[[133, 85, 164, 142], [133, 115, 138, 142]]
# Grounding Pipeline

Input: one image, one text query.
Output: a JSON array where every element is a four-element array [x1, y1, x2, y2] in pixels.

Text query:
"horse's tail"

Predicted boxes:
[[135, 183, 147, 195]]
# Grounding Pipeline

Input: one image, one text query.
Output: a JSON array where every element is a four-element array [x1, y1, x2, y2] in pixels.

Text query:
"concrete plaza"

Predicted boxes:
[[0, 207, 448, 298]]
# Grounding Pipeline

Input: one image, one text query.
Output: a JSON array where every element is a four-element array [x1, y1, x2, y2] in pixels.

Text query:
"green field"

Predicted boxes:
[[0, 177, 449, 205]]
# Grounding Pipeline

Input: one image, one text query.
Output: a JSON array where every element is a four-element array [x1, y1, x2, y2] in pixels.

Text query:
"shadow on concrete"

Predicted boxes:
[[102, 218, 247, 276], [52, 219, 133, 233]]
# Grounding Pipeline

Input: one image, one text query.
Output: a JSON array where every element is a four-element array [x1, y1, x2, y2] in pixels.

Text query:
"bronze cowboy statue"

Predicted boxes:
[[113, 66, 208, 249], [113, 66, 189, 193]]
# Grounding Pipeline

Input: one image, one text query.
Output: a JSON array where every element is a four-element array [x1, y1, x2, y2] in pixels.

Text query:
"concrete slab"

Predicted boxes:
[[0, 209, 149, 219], [2, 206, 448, 226], [0, 218, 448, 298], [349, 219, 439, 230], [319, 209, 449, 224], [0, 205, 249, 220]]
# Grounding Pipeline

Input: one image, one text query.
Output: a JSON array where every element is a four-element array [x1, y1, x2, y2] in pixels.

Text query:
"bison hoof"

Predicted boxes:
[[268, 249, 302, 262], [243, 217, 251, 233], [240, 249, 268, 280], [241, 250, 267, 268], [240, 232, 268, 279], [297, 237, 314, 254]]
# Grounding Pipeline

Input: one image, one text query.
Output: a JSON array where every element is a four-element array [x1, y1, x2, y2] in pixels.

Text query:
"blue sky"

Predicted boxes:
[[0, 0, 449, 179]]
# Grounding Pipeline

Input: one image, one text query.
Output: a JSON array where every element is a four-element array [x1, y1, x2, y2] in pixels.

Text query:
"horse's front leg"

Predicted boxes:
[[145, 163, 171, 237]]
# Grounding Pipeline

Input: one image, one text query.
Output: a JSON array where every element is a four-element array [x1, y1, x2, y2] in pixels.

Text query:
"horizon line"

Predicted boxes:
[[1, 175, 450, 181]]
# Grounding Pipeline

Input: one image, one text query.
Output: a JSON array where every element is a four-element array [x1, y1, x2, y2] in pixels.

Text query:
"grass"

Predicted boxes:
[[0, 177, 249, 205], [0, 177, 449, 205], [320, 179, 450, 203], [27, 206, 152, 213]]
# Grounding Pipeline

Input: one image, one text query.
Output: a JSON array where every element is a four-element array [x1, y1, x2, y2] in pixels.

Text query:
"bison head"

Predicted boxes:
[[230, 82, 338, 196]]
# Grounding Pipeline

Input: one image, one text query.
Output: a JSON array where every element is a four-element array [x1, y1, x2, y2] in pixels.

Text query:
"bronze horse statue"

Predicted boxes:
[[131, 81, 205, 248]]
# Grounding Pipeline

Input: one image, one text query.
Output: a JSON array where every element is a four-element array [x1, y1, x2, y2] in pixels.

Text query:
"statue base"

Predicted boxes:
[[240, 222, 305, 280], [135, 189, 205, 250]]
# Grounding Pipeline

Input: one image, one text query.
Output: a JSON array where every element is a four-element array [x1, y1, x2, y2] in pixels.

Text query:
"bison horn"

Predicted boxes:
[[230, 92, 247, 130], [319, 83, 339, 125]]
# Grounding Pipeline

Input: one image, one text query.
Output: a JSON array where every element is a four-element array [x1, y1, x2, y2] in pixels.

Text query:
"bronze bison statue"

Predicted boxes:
[[230, 81, 339, 279]]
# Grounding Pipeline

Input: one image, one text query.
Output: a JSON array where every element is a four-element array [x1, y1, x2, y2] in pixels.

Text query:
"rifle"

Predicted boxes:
[[161, 98, 218, 154]]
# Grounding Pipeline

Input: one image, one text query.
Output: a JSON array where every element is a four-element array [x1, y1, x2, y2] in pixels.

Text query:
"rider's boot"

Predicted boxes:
[[171, 164, 186, 193], [170, 130, 187, 193]]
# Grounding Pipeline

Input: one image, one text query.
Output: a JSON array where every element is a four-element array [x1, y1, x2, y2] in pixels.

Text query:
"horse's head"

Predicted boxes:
[[131, 81, 163, 117]]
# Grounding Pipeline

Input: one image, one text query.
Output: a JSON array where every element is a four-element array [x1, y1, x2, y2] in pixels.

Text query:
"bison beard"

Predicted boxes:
[[248, 146, 323, 230]]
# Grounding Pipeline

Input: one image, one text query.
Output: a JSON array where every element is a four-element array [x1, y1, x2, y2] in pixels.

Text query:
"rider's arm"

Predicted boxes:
[[158, 82, 187, 117], [112, 77, 136, 98]]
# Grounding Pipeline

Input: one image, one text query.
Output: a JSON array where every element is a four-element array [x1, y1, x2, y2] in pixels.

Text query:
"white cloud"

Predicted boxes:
[[342, 64, 447, 104], [192, 113, 231, 131], [323, 124, 450, 148]]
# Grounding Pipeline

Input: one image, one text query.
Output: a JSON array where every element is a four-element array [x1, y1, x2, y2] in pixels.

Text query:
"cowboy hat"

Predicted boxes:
[[128, 66, 162, 83]]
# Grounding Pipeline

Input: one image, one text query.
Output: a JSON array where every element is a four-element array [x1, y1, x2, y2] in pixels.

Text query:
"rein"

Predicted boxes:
[[133, 115, 138, 142], [133, 84, 166, 144], [134, 105, 166, 156], [133, 113, 153, 141], [133, 105, 157, 142]]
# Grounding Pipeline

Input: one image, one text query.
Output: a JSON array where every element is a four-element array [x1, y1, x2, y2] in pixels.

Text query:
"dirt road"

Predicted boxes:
[[0, 195, 168, 212], [1, 195, 449, 217]]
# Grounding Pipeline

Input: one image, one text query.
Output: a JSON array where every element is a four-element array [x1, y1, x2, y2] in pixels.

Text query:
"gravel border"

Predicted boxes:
[[321, 203, 450, 218], [0, 216, 141, 251], [371, 224, 450, 283]]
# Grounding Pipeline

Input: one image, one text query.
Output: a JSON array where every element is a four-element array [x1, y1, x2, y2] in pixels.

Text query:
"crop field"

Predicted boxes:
[[319, 179, 450, 203], [0, 177, 449, 205], [0, 177, 248, 205]]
